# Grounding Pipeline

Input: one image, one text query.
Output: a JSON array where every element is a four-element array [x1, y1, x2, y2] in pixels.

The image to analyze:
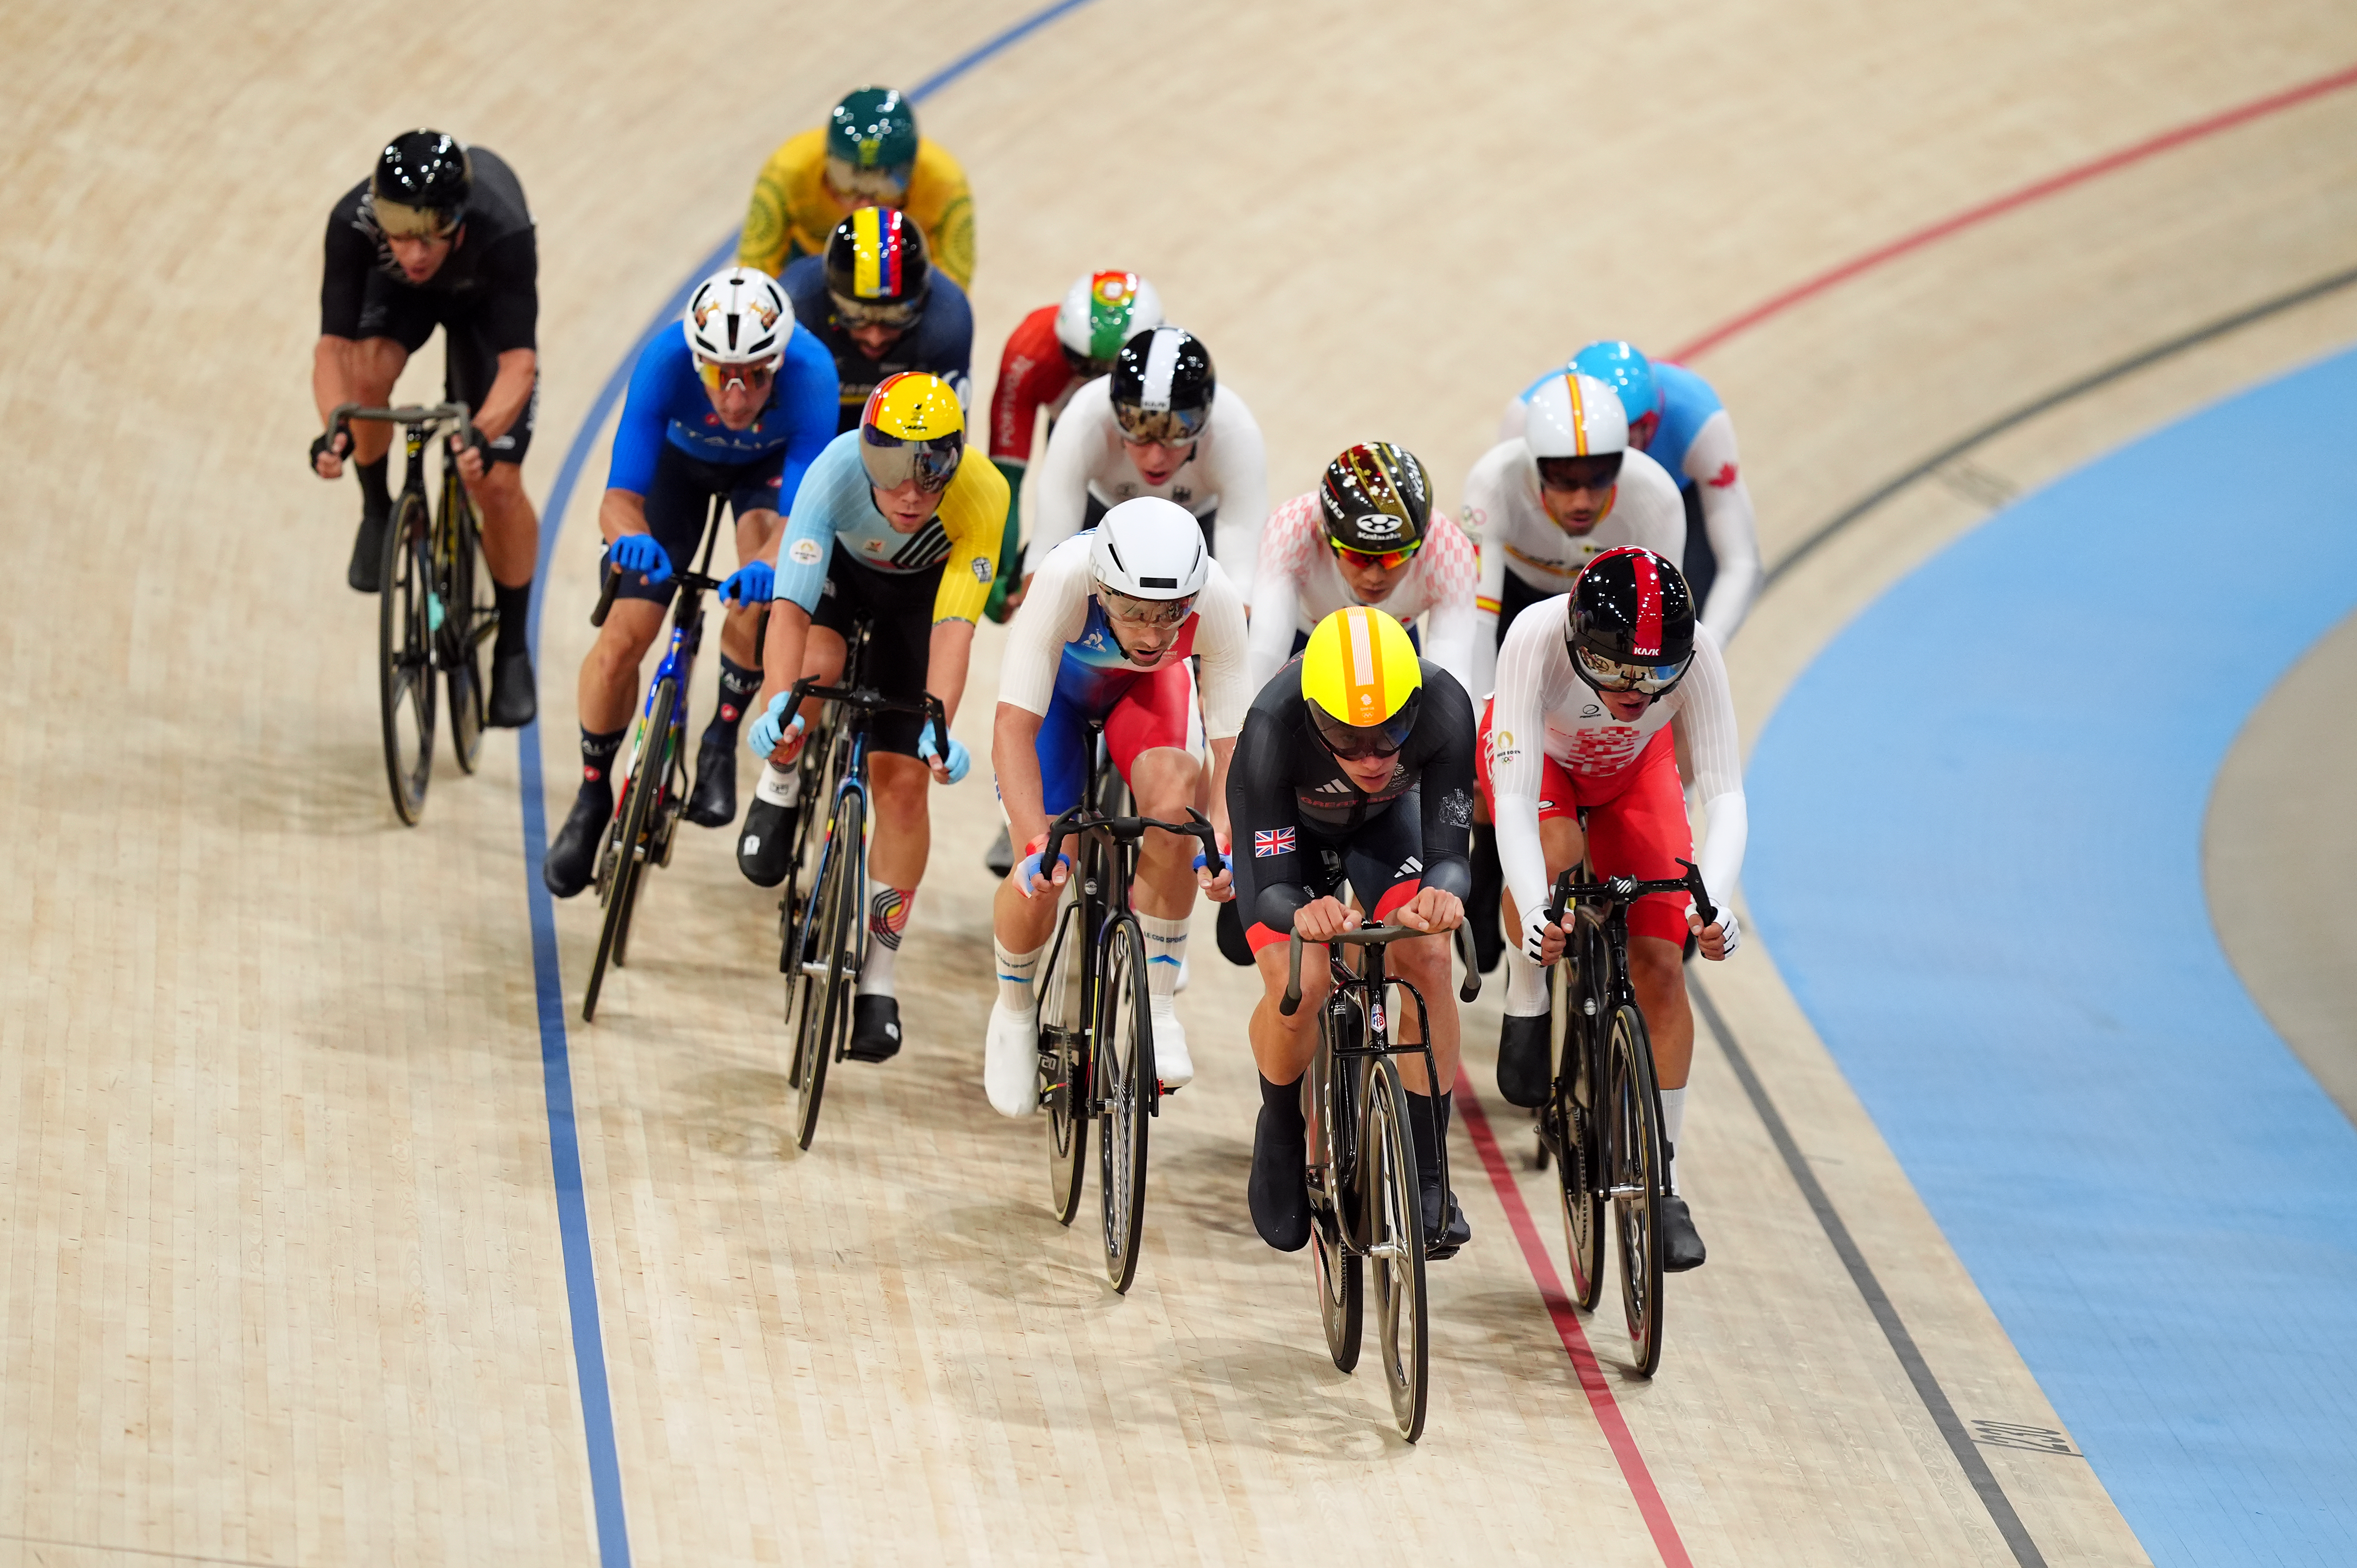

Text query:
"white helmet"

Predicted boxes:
[[1525, 371, 1628, 459], [683, 266, 793, 365], [1089, 497, 1208, 600], [1054, 271, 1165, 365]]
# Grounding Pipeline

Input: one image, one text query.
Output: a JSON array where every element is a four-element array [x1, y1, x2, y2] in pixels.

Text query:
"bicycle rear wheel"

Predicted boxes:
[[377, 492, 437, 823], [1095, 917, 1154, 1293], [1607, 1000, 1667, 1376], [1364, 1055, 1430, 1441], [444, 490, 493, 774], [1553, 952, 1606, 1311], [1038, 890, 1090, 1224], [584, 680, 672, 1021], [791, 787, 863, 1151], [1306, 1019, 1362, 1373]]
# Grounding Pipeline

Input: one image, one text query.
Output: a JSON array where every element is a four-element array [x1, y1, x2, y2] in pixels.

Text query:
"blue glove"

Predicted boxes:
[[747, 693, 805, 758], [1014, 848, 1071, 898], [609, 533, 672, 585], [719, 560, 774, 607], [918, 730, 970, 783]]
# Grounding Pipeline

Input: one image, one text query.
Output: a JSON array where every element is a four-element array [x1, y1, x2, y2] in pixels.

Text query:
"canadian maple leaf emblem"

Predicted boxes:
[[1707, 462, 1740, 489]]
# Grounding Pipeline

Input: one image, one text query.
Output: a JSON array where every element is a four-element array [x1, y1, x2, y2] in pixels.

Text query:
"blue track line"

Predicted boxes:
[[511, 3, 1101, 1561]]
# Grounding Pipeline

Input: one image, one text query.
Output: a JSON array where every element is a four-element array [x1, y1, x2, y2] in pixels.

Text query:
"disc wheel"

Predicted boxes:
[[1607, 1000, 1667, 1377], [1306, 1024, 1363, 1372], [789, 787, 863, 1151], [444, 493, 493, 774], [1038, 891, 1090, 1225], [1554, 947, 1606, 1311], [377, 492, 437, 824], [1095, 917, 1154, 1293], [1364, 1056, 1429, 1441], [583, 680, 672, 1022]]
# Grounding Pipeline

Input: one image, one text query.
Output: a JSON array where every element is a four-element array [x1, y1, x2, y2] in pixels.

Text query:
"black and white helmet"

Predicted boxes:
[[1109, 327, 1214, 445], [683, 266, 794, 366]]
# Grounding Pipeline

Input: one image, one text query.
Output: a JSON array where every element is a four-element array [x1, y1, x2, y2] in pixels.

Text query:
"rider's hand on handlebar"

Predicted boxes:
[[748, 693, 805, 762], [1519, 904, 1567, 965], [608, 533, 673, 587], [1690, 905, 1741, 961], [1292, 896, 1361, 942], [719, 561, 775, 608], [1391, 886, 1464, 935], [311, 428, 349, 480], [450, 428, 490, 484], [1193, 832, 1235, 903], [1014, 838, 1071, 898], [918, 729, 970, 785]]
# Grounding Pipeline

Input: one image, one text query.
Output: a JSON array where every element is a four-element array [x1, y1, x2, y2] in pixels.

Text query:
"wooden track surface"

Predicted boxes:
[[3, 0, 2353, 1561]]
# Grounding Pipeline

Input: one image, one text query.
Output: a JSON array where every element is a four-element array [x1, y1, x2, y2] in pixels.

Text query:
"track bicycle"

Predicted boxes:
[[1280, 922, 1481, 1443], [580, 496, 729, 1022], [767, 618, 950, 1152], [1535, 857, 1718, 1377], [328, 401, 498, 824], [1032, 726, 1225, 1294]]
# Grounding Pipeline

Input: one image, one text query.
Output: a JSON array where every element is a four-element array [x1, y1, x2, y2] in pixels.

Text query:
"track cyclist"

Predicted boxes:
[[983, 270, 1165, 622], [739, 86, 975, 292], [982, 498, 1250, 1117], [784, 207, 972, 433], [311, 129, 541, 724], [1503, 342, 1761, 639], [542, 267, 836, 897], [1481, 546, 1745, 1271], [738, 372, 1006, 1062], [1022, 327, 1269, 605], [1229, 606, 1479, 1257]]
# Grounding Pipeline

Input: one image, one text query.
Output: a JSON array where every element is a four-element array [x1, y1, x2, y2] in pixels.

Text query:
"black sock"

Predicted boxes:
[[1470, 823, 1504, 961], [357, 457, 392, 518], [579, 726, 625, 792], [1405, 1090, 1441, 1184], [494, 579, 533, 658], [709, 656, 761, 741], [1259, 1071, 1306, 1136]]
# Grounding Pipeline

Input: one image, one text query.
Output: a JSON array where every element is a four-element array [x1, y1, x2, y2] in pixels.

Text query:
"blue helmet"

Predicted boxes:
[[1570, 341, 1660, 439]]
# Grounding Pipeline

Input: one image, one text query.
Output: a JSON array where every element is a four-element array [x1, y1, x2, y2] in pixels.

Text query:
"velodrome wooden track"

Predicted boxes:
[[6, 0, 2356, 1562]]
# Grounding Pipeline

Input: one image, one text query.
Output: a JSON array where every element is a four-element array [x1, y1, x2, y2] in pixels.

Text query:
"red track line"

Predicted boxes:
[[1457, 1085, 1693, 1568], [1669, 61, 2357, 362]]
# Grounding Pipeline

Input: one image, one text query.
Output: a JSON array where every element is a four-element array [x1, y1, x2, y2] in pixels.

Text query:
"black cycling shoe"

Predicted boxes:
[[684, 729, 737, 828], [543, 785, 612, 899], [346, 500, 389, 593], [1662, 1194, 1708, 1272], [1250, 1102, 1311, 1252], [488, 648, 536, 728], [738, 795, 793, 887], [985, 824, 1014, 878], [847, 994, 902, 1062], [1420, 1180, 1472, 1260], [1496, 1013, 1552, 1108], [1215, 899, 1254, 967]]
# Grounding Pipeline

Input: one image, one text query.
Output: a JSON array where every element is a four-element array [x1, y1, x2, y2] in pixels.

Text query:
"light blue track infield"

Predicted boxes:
[[1747, 346, 2357, 1568]]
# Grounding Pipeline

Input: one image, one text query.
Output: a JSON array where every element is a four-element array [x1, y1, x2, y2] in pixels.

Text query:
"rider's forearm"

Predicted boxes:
[[924, 618, 975, 726], [1492, 797, 1553, 923], [599, 488, 649, 544], [1206, 737, 1236, 841], [1697, 791, 1747, 914], [759, 602, 812, 706], [472, 349, 536, 441], [992, 702, 1049, 848], [312, 336, 355, 428]]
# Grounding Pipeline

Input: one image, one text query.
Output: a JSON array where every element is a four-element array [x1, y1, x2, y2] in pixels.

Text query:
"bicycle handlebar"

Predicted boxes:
[[328, 400, 476, 450], [1543, 857, 1719, 934], [588, 560, 732, 630], [1279, 922, 1453, 1017], [1036, 805, 1226, 890], [777, 673, 953, 764]]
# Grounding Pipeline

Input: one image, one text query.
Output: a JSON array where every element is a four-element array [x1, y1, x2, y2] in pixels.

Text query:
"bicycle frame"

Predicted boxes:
[[1546, 858, 1719, 1077]]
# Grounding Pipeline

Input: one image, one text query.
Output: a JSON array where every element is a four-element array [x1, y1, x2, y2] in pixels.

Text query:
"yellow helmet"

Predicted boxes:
[[860, 371, 964, 492], [1300, 606, 1423, 758]]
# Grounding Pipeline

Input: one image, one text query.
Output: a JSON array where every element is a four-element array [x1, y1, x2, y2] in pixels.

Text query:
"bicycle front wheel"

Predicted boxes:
[[1607, 1000, 1667, 1377], [377, 492, 437, 823], [1553, 955, 1606, 1311], [584, 679, 672, 1022], [444, 489, 493, 774], [1095, 917, 1154, 1293], [1307, 1018, 1363, 1373], [1364, 1054, 1430, 1441], [1038, 890, 1090, 1224], [791, 786, 863, 1151]]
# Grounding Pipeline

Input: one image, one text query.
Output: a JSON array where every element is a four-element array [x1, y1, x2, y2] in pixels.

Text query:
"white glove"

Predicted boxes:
[[1520, 902, 1563, 964], [1697, 906, 1742, 959]]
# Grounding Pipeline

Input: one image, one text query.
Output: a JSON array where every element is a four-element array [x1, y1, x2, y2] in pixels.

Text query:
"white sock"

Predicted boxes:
[[994, 938, 1044, 1011], [755, 760, 800, 808], [1140, 912, 1187, 1007], [1503, 944, 1547, 1016], [1659, 1085, 1687, 1193], [858, 881, 913, 998]]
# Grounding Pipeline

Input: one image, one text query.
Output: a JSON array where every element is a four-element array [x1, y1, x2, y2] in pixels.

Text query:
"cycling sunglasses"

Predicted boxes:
[[1328, 534, 1421, 572], [696, 357, 776, 395], [860, 429, 961, 493], [1098, 587, 1196, 627], [1574, 643, 1690, 695], [1536, 453, 1624, 492], [824, 157, 913, 204], [1112, 401, 1206, 448], [830, 291, 922, 330]]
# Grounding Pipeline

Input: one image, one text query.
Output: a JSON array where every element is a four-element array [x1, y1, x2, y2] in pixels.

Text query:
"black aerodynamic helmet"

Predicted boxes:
[[1566, 546, 1696, 698], [1109, 327, 1214, 445], [371, 130, 472, 236], [823, 206, 932, 328], [1319, 442, 1432, 557]]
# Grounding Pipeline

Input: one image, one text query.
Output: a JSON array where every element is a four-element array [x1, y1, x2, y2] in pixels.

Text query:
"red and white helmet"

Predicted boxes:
[[1054, 271, 1164, 365], [1525, 371, 1629, 460], [683, 266, 793, 366]]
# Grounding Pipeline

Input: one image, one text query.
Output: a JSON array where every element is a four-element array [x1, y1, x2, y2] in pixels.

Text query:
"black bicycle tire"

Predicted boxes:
[[1365, 1054, 1430, 1441], [583, 681, 670, 1021], [445, 485, 490, 774], [1555, 947, 1607, 1312], [1610, 1000, 1668, 1377], [794, 786, 863, 1151], [1096, 917, 1154, 1293], [1310, 1006, 1364, 1373], [377, 492, 436, 824], [1039, 892, 1091, 1225]]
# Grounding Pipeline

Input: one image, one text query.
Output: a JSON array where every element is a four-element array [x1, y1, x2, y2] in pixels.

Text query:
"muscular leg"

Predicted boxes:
[[467, 460, 540, 590], [1249, 940, 1330, 1087], [347, 338, 407, 464], [720, 509, 780, 668], [577, 599, 664, 733], [1127, 746, 1202, 923], [1387, 933, 1459, 1094], [1627, 936, 1693, 1091], [865, 754, 931, 891]]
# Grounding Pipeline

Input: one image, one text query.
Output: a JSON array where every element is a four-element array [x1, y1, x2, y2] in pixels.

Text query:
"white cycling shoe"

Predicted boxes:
[[1149, 996, 1194, 1090], [985, 999, 1040, 1118]]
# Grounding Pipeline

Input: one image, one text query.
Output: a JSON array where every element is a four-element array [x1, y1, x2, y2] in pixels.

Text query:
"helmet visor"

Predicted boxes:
[[824, 156, 913, 204], [1536, 453, 1624, 493], [1097, 586, 1196, 627], [1310, 691, 1420, 761], [860, 428, 961, 494], [374, 197, 459, 240], [830, 291, 922, 330], [1112, 400, 1207, 447], [1572, 643, 1690, 695]]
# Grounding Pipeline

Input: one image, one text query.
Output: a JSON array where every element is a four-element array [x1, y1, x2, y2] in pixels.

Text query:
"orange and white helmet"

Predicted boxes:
[[1525, 371, 1629, 460]]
